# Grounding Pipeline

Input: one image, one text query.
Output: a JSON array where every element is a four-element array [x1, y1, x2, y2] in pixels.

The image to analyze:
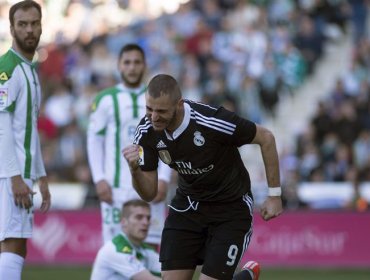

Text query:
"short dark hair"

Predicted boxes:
[[147, 74, 182, 102], [9, 0, 42, 26], [118, 43, 145, 61], [122, 199, 150, 218]]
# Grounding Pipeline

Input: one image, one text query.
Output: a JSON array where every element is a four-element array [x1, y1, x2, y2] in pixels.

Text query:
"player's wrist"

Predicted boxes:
[[130, 164, 140, 173], [268, 186, 281, 197]]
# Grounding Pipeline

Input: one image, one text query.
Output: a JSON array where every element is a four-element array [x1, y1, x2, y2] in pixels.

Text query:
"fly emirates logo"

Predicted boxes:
[[175, 161, 214, 175]]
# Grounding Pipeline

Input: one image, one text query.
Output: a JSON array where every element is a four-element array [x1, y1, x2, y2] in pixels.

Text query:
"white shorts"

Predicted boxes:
[[100, 187, 141, 243], [0, 178, 34, 242]]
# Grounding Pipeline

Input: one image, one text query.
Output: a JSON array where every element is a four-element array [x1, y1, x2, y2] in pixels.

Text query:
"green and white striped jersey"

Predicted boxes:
[[87, 84, 148, 188], [0, 48, 46, 179], [90, 232, 160, 280]]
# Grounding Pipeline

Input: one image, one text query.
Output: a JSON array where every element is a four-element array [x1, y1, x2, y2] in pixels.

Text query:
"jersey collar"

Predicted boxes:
[[165, 102, 191, 140], [118, 83, 146, 95], [10, 48, 34, 65]]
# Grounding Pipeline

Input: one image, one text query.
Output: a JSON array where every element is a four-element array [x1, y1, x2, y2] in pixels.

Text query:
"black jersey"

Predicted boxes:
[[133, 100, 257, 202]]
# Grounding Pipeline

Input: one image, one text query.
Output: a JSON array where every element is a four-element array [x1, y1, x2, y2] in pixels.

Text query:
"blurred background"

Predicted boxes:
[[1, 0, 370, 279]]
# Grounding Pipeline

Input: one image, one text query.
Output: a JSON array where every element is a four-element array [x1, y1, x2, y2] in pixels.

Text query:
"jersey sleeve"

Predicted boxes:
[[87, 95, 111, 183], [0, 111, 21, 177], [91, 243, 148, 280], [214, 107, 257, 147], [0, 66, 21, 112], [0, 67, 21, 177], [110, 251, 147, 279], [145, 249, 161, 276], [133, 118, 159, 172], [88, 94, 111, 135], [35, 132, 47, 178]]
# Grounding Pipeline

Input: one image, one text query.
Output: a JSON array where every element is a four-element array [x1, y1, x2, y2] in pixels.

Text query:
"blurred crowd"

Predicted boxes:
[[279, 0, 370, 211], [2, 0, 369, 209]]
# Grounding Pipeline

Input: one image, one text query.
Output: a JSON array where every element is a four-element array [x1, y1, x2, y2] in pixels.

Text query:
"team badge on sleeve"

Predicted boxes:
[[0, 72, 8, 81], [138, 145, 144, 165], [0, 88, 9, 110]]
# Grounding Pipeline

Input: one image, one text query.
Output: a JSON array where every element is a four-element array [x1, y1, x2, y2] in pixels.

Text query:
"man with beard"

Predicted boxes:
[[87, 44, 171, 244], [0, 1, 51, 279], [123, 74, 283, 280]]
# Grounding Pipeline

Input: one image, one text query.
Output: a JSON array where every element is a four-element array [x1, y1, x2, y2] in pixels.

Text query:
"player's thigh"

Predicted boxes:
[[202, 199, 253, 280], [0, 178, 32, 257], [1, 238, 28, 257], [162, 269, 195, 280], [0, 178, 33, 240], [160, 210, 206, 270]]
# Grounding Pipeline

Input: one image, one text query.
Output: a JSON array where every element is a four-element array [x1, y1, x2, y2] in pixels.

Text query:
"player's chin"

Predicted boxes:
[[152, 122, 166, 131]]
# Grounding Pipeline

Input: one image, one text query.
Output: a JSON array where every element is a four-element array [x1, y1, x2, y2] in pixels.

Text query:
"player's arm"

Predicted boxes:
[[34, 130, 51, 212], [0, 74, 35, 209], [87, 97, 112, 204], [122, 144, 158, 202], [251, 124, 283, 221], [152, 160, 172, 203], [132, 270, 161, 280], [0, 111, 35, 209]]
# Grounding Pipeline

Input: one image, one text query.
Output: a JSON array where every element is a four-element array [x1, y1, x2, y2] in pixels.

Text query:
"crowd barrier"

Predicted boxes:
[[27, 210, 370, 267]]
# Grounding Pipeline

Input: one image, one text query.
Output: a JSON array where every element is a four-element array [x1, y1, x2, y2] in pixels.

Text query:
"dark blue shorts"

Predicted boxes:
[[160, 193, 254, 280]]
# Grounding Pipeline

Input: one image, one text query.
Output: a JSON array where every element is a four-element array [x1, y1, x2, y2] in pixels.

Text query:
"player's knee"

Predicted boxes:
[[1, 238, 27, 258]]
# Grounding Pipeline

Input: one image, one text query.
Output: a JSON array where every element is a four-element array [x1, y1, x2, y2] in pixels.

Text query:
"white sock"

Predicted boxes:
[[0, 252, 24, 280]]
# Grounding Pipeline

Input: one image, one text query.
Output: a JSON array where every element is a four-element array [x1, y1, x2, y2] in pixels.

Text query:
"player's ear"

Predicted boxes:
[[121, 217, 128, 228], [177, 98, 184, 108]]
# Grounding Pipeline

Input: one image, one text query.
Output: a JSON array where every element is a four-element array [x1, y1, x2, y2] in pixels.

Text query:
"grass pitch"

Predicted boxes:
[[23, 266, 370, 279]]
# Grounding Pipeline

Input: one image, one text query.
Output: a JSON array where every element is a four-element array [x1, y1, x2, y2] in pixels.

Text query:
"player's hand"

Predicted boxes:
[[38, 176, 51, 213], [96, 180, 113, 204], [11, 175, 36, 210], [260, 196, 283, 221], [122, 144, 140, 172]]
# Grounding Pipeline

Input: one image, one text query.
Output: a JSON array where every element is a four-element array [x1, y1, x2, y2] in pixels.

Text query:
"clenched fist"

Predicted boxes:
[[122, 144, 141, 172]]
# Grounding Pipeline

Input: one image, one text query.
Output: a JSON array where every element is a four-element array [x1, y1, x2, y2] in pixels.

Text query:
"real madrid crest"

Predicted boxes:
[[159, 150, 172, 164], [193, 131, 205, 146]]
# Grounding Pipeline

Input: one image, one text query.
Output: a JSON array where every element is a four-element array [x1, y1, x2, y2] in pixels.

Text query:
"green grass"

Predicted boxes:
[[24, 266, 91, 279], [23, 266, 370, 280]]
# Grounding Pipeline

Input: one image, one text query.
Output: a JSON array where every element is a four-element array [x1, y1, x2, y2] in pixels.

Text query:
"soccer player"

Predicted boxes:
[[90, 199, 161, 280], [0, 1, 51, 279], [123, 74, 283, 280], [87, 44, 171, 244]]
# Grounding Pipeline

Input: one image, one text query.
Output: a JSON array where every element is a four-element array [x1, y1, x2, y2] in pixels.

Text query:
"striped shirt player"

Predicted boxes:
[[90, 233, 161, 280], [134, 100, 257, 202], [0, 48, 46, 241], [87, 84, 171, 243], [124, 74, 282, 279], [133, 100, 257, 276]]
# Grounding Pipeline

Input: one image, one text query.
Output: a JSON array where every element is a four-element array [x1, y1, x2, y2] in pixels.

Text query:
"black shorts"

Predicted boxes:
[[160, 193, 254, 280]]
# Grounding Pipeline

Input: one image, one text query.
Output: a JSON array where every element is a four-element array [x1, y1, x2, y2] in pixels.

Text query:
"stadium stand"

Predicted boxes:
[[1, 0, 369, 211]]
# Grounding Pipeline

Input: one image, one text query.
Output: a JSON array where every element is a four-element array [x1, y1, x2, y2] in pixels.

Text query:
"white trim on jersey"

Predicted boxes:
[[240, 194, 254, 263], [186, 99, 218, 110], [243, 194, 254, 215], [191, 111, 236, 135], [133, 119, 152, 144]]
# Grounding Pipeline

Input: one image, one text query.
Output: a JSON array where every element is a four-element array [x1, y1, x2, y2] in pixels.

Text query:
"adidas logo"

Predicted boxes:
[[156, 140, 167, 149]]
